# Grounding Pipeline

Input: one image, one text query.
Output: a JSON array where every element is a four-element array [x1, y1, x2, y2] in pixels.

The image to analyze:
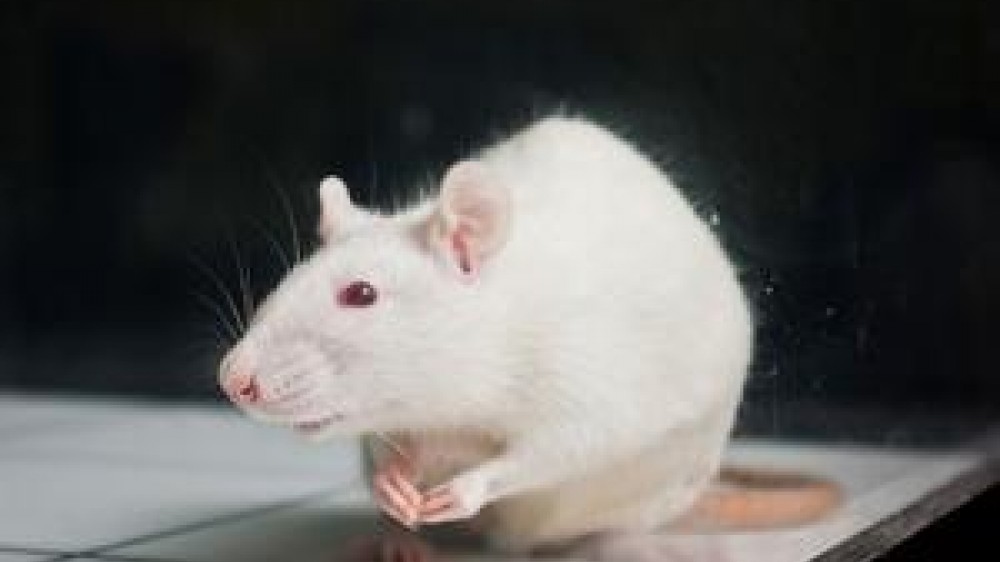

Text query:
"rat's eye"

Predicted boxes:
[[338, 280, 378, 307]]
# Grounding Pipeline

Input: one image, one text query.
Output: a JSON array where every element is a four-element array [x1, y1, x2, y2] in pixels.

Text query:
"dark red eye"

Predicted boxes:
[[338, 280, 378, 307]]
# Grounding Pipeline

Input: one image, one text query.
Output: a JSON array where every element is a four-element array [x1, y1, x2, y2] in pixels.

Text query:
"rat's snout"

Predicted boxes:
[[219, 351, 264, 406], [223, 372, 262, 405], [219, 341, 338, 429]]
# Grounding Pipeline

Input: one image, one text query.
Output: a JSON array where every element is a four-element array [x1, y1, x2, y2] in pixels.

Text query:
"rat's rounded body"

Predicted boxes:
[[379, 118, 752, 549], [221, 117, 753, 553]]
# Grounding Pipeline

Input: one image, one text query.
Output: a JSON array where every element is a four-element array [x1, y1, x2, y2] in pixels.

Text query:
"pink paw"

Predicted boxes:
[[373, 459, 423, 528]]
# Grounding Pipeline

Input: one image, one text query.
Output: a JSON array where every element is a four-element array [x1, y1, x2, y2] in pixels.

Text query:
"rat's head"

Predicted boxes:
[[218, 161, 512, 439]]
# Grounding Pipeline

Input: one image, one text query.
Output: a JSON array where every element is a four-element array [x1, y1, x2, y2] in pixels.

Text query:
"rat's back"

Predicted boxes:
[[479, 117, 725, 288], [479, 117, 690, 220], [477, 117, 749, 376]]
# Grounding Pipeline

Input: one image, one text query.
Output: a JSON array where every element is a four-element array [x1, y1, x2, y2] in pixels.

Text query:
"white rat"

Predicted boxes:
[[219, 117, 838, 560]]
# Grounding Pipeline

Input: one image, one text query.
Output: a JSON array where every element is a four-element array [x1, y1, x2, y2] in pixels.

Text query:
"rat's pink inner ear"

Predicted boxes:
[[430, 160, 512, 276], [318, 176, 354, 241]]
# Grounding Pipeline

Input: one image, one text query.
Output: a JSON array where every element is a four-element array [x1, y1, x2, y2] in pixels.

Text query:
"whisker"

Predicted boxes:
[[260, 165, 303, 264], [245, 215, 292, 274], [225, 229, 254, 328], [188, 289, 240, 344], [277, 182, 303, 264], [194, 318, 230, 348], [240, 142, 304, 263], [183, 319, 230, 348], [186, 253, 247, 336]]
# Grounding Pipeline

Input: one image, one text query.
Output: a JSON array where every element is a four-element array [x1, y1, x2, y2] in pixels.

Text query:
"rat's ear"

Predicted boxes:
[[317, 176, 358, 242], [427, 160, 511, 278]]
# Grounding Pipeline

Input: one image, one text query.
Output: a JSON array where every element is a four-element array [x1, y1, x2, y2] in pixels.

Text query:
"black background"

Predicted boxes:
[[1, 0, 997, 442]]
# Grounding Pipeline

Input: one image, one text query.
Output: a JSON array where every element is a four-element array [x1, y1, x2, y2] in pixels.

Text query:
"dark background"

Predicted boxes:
[[1, 0, 997, 443]]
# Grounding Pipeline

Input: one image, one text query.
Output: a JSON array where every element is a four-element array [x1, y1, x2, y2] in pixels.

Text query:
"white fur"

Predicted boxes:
[[220, 117, 753, 551]]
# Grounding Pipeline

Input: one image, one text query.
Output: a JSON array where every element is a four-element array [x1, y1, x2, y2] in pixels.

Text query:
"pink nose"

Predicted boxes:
[[225, 373, 261, 404]]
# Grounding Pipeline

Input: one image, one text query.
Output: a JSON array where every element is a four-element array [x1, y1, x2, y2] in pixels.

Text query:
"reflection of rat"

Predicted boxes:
[[219, 117, 840, 559]]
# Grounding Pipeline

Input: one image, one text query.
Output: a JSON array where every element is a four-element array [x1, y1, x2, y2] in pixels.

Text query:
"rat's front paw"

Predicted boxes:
[[373, 461, 423, 528], [419, 473, 488, 524]]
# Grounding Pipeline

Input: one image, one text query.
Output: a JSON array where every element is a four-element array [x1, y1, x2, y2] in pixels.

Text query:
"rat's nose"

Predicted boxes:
[[224, 373, 262, 405]]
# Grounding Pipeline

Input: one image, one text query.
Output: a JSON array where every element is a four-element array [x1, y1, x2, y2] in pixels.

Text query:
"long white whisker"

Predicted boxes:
[[186, 253, 246, 336], [189, 289, 239, 343], [226, 230, 254, 328], [204, 323, 230, 348], [278, 184, 302, 264], [246, 215, 292, 274], [190, 317, 230, 348], [262, 169, 302, 264], [242, 143, 303, 263]]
